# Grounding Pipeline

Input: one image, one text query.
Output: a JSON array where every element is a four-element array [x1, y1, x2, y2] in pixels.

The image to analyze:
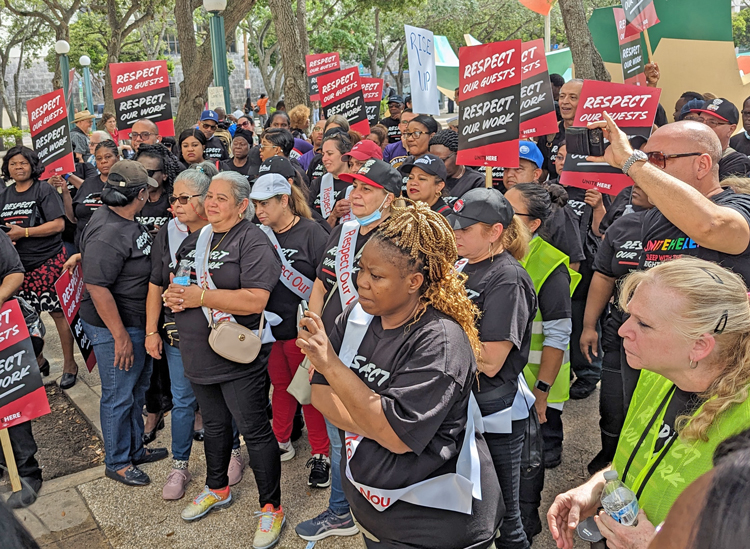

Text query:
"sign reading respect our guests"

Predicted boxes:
[[361, 77, 384, 128], [109, 60, 175, 139], [54, 265, 96, 372], [318, 67, 370, 136], [614, 8, 647, 86], [306, 52, 341, 102], [560, 80, 661, 196], [26, 89, 75, 180], [519, 39, 558, 138], [456, 39, 522, 168]]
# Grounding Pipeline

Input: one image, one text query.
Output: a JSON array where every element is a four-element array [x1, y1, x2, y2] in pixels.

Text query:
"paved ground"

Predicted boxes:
[[3, 311, 596, 549]]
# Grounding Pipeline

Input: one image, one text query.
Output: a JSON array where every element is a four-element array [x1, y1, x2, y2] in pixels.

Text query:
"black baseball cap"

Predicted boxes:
[[400, 154, 448, 182], [447, 188, 515, 230], [339, 159, 402, 195], [388, 95, 405, 105], [691, 98, 739, 125], [258, 156, 296, 180]]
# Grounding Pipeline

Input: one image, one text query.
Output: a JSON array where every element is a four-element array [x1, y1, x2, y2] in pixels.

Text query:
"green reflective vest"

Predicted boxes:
[[612, 369, 750, 525], [520, 237, 581, 403]]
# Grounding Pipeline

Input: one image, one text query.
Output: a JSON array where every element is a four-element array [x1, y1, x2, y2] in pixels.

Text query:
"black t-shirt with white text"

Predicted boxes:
[[311, 305, 502, 549], [306, 153, 326, 182], [0, 180, 65, 271], [378, 116, 402, 143], [73, 175, 105, 249], [136, 192, 171, 231], [204, 136, 229, 161], [220, 158, 256, 184], [463, 252, 537, 415], [79, 206, 152, 328]]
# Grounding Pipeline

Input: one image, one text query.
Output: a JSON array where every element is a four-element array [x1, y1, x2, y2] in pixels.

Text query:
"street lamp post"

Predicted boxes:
[[79, 55, 95, 115], [55, 40, 73, 125], [203, 0, 231, 111]]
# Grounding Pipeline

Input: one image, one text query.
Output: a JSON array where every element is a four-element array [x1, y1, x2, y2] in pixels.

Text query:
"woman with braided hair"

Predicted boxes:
[[429, 129, 484, 206], [135, 143, 182, 233], [299, 199, 503, 548]]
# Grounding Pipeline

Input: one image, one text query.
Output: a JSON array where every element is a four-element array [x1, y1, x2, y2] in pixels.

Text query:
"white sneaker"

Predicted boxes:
[[279, 440, 296, 462]]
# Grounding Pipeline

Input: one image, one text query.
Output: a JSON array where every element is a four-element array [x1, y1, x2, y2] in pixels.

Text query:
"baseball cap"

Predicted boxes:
[[691, 98, 739, 125], [232, 109, 244, 119], [680, 98, 705, 121], [249, 173, 292, 200], [447, 188, 515, 230], [258, 156, 296, 180], [200, 110, 220, 123], [388, 95, 405, 105], [400, 154, 448, 182], [519, 141, 544, 168], [108, 160, 158, 188], [342, 139, 383, 161], [339, 159, 402, 195]]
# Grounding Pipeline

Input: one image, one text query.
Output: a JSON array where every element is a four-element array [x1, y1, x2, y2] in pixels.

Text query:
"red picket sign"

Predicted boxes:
[[109, 60, 175, 139], [26, 89, 75, 180], [361, 77, 384, 127], [457, 40, 522, 168], [560, 80, 661, 195], [318, 67, 370, 136], [519, 39, 559, 139], [54, 266, 96, 372], [0, 299, 50, 430], [620, 0, 659, 39], [614, 8, 647, 86], [306, 53, 341, 102]]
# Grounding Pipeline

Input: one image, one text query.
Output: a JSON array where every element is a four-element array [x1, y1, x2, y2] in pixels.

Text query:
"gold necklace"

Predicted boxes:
[[211, 222, 237, 252]]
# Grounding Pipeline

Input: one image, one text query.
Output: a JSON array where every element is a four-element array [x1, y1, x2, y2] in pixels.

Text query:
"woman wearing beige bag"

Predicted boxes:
[[163, 171, 286, 548]]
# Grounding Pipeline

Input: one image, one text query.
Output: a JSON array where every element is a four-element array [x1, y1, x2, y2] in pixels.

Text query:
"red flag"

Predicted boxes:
[[518, 0, 557, 16]]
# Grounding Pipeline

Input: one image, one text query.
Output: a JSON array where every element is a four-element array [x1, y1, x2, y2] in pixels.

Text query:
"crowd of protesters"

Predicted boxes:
[[4, 66, 750, 549]]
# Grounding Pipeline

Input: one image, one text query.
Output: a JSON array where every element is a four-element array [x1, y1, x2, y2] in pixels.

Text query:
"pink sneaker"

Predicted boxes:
[[163, 468, 191, 500], [228, 452, 245, 486]]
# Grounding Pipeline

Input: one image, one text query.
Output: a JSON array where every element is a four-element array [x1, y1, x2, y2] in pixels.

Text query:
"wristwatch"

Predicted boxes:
[[534, 379, 551, 394], [622, 149, 648, 175]]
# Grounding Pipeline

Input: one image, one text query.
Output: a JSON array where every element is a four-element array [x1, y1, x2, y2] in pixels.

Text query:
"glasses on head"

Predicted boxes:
[[146, 169, 162, 177], [169, 194, 201, 205], [645, 151, 703, 169], [201, 122, 217, 130], [130, 132, 153, 141], [698, 116, 729, 128], [403, 131, 426, 140]]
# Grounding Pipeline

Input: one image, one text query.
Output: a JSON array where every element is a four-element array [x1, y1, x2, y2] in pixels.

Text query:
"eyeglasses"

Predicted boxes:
[[169, 194, 201, 205], [403, 131, 426, 140], [239, 121, 251, 128], [698, 116, 730, 128], [146, 169, 162, 177], [312, 127, 324, 133], [201, 122, 217, 130], [645, 151, 703, 169], [259, 144, 278, 150], [130, 132, 154, 141], [434, 153, 456, 162]]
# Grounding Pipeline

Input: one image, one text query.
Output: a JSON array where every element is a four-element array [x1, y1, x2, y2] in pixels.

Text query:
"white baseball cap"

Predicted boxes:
[[250, 173, 292, 200]]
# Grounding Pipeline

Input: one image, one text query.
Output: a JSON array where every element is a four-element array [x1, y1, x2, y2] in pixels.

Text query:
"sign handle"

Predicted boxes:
[[485, 166, 493, 189], [643, 28, 654, 64], [0, 428, 22, 492]]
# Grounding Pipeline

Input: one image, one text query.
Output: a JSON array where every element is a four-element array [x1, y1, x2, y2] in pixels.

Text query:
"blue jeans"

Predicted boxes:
[[326, 418, 349, 515], [82, 321, 152, 472], [163, 340, 197, 462]]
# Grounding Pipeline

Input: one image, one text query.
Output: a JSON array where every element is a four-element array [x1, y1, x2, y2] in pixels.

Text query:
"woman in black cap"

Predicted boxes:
[[429, 129, 485, 206], [448, 187, 537, 549], [401, 153, 451, 216], [219, 128, 257, 182]]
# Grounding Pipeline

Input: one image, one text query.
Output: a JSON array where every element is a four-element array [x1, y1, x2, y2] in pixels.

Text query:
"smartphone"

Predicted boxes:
[[297, 300, 309, 331]]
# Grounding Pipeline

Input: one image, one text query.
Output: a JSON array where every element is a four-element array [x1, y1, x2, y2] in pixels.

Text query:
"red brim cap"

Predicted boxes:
[[689, 109, 729, 123], [339, 172, 385, 189]]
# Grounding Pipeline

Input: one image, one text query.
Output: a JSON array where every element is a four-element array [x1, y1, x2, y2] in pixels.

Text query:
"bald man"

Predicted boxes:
[[590, 116, 750, 283], [130, 118, 161, 152], [541, 79, 583, 180]]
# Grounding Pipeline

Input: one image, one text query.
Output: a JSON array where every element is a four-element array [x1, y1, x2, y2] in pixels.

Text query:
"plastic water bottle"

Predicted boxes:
[[600, 470, 639, 526], [173, 260, 192, 286]]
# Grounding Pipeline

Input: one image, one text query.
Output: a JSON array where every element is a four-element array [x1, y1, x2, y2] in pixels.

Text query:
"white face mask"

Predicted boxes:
[[355, 194, 388, 226]]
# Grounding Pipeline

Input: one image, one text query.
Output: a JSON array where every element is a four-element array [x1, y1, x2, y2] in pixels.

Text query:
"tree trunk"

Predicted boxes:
[[268, 0, 308, 108], [368, 8, 380, 78], [11, 37, 25, 126], [558, 0, 610, 81], [296, 0, 308, 62], [174, 0, 212, 133]]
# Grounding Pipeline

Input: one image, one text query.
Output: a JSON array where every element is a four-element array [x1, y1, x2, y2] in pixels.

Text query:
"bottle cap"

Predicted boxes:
[[603, 470, 619, 481]]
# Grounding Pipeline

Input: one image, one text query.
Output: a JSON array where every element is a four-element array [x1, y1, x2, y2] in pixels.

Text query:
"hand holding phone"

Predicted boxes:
[[297, 300, 309, 332]]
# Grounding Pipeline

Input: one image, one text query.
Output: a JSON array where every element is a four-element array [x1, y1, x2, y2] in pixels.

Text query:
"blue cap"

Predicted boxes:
[[200, 110, 219, 122], [680, 98, 705, 121], [519, 141, 544, 168]]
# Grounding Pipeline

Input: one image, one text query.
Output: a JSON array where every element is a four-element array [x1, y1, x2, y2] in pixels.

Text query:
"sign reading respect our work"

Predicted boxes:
[[306, 53, 340, 102], [519, 39, 558, 138], [614, 8, 646, 86], [54, 266, 96, 372], [560, 80, 660, 196], [457, 40, 522, 168], [405, 25, 440, 115], [26, 89, 75, 180], [0, 299, 50, 430], [361, 77, 384, 127], [109, 60, 175, 139], [620, 0, 659, 38], [318, 67, 370, 136]]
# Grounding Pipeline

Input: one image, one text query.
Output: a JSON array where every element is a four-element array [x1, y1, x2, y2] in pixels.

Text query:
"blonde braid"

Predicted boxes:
[[374, 199, 482, 361]]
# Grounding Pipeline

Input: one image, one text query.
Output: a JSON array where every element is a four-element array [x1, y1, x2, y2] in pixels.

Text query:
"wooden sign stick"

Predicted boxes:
[[643, 28, 654, 64], [0, 428, 22, 492], [485, 166, 493, 188]]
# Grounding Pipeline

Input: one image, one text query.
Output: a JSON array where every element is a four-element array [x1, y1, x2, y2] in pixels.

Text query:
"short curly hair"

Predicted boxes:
[[2, 146, 45, 182]]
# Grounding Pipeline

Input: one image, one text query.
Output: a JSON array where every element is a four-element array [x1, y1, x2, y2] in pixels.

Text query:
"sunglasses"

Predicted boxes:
[[645, 151, 702, 169], [201, 122, 217, 130], [169, 194, 201, 205], [239, 121, 251, 128], [146, 169, 162, 177]]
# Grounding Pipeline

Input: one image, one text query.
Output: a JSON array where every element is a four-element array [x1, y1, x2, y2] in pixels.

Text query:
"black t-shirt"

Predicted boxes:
[[219, 158, 256, 183], [444, 169, 485, 206], [463, 252, 537, 415], [173, 220, 281, 384], [640, 188, 750, 282], [730, 133, 750, 157], [316, 223, 374, 333], [599, 185, 633, 234], [431, 197, 452, 217], [562, 185, 587, 220], [379, 116, 402, 143], [543, 206, 586, 264], [264, 218, 328, 340], [0, 180, 65, 271], [135, 192, 171, 231], [308, 175, 351, 220], [204, 136, 229, 161], [719, 149, 750, 180], [149, 221, 189, 289], [538, 263, 572, 322], [79, 207, 152, 328], [540, 120, 566, 180], [72, 175, 105, 249], [0, 231, 24, 279], [654, 103, 668, 128], [311, 305, 502, 548], [655, 387, 704, 452], [306, 153, 326, 182]]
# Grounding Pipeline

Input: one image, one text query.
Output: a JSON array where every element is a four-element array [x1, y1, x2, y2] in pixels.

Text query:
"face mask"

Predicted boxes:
[[745, 131, 750, 140], [355, 194, 388, 226]]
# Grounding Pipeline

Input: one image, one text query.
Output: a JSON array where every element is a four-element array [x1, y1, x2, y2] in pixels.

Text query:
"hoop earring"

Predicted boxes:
[[689, 359, 699, 369]]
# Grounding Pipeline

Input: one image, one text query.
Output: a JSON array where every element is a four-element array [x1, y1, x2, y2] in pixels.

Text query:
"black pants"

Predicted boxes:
[[570, 299, 603, 385], [145, 355, 173, 415], [598, 340, 625, 464], [190, 345, 281, 507], [0, 421, 42, 480]]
